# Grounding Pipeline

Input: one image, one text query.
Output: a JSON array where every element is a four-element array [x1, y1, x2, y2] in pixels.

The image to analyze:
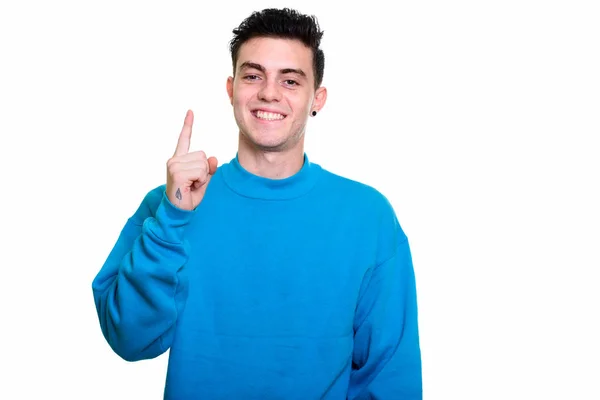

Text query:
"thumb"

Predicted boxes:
[[192, 156, 218, 191], [207, 156, 218, 175]]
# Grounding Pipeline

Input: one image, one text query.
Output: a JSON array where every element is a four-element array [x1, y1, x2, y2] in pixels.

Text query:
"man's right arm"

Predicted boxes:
[[93, 109, 216, 361], [91, 186, 194, 361]]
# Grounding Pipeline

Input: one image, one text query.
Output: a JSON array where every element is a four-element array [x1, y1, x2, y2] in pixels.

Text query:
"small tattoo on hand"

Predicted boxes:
[[175, 188, 182, 201]]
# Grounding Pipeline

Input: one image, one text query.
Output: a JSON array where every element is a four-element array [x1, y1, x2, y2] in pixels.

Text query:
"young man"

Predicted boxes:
[[92, 8, 422, 399]]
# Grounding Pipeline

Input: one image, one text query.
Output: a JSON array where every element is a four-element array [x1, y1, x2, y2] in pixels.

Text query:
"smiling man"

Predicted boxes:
[[226, 22, 327, 177], [92, 7, 422, 400]]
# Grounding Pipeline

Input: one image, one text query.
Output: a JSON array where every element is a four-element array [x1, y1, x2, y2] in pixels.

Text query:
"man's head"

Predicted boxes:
[[226, 8, 327, 153], [229, 8, 325, 90]]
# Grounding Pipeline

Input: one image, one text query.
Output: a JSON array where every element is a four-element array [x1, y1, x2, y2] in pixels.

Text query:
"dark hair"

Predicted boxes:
[[229, 8, 325, 90]]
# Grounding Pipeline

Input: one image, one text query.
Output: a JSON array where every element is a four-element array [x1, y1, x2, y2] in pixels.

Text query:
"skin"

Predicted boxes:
[[226, 37, 327, 179], [166, 110, 218, 211], [166, 36, 326, 210]]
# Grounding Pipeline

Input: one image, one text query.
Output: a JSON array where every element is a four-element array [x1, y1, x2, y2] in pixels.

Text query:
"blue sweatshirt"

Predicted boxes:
[[92, 153, 422, 399]]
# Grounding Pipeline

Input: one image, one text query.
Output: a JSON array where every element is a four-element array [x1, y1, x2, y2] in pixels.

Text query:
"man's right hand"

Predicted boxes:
[[166, 110, 218, 211]]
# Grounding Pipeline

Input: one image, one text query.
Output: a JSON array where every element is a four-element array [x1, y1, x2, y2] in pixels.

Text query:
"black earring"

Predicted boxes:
[[311, 111, 317, 116]]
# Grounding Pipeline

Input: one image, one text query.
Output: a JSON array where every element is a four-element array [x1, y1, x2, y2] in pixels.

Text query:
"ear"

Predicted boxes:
[[311, 86, 327, 113], [226, 76, 234, 105]]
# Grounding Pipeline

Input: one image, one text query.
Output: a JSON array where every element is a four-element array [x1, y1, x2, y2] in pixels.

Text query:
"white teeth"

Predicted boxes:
[[255, 110, 285, 120]]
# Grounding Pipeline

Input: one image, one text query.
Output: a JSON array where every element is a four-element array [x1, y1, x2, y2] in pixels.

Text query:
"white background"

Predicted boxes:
[[1, 0, 599, 399]]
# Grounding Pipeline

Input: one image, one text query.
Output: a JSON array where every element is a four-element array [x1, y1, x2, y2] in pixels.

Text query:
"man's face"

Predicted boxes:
[[227, 37, 326, 152]]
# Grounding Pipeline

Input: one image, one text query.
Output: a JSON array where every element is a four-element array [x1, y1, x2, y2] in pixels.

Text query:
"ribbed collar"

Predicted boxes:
[[220, 152, 321, 200]]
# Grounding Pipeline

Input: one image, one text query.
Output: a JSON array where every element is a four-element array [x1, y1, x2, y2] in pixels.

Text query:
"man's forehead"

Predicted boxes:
[[241, 36, 306, 49], [238, 38, 310, 62]]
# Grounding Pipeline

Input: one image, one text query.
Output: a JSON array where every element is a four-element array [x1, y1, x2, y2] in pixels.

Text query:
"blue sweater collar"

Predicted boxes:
[[221, 153, 320, 200]]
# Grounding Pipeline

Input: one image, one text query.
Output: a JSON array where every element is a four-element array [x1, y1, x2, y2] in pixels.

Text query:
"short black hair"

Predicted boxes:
[[229, 8, 325, 90]]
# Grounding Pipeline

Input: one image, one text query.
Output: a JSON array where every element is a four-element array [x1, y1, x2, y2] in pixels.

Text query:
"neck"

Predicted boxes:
[[237, 134, 306, 179]]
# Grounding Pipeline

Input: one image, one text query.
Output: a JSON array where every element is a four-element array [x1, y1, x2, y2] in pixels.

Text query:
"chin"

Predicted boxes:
[[247, 133, 289, 151]]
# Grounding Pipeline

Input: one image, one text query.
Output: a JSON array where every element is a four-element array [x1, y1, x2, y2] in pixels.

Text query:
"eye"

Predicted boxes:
[[243, 75, 260, 81], [284, 80, 298, 86]]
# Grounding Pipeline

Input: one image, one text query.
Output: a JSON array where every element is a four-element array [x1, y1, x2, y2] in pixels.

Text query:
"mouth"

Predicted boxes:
[[251, 109, 287, 121]]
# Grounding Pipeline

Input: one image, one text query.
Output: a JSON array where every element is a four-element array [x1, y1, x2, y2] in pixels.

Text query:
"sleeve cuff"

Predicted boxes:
[[152, 190, 196, 243]]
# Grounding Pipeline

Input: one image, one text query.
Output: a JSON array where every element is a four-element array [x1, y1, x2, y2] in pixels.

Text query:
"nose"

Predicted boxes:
[[257, 79, 282, 102]]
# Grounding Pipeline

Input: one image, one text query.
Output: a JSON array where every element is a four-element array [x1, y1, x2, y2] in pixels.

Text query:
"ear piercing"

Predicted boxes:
[[311, 111, 317, 116]]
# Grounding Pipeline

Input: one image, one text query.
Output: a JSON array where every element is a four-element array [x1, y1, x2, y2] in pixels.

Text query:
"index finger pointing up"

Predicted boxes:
[[174, 109, 194, 156]]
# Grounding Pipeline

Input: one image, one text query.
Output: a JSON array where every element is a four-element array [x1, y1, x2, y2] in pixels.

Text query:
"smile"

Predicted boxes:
[[252, 110, 286, 121]]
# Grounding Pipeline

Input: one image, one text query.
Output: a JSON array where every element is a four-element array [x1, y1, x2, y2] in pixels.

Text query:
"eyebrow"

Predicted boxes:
[[239, 61, 307, 78]]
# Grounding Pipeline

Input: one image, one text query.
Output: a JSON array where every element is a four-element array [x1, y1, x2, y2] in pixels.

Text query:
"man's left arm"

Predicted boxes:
[[348, 237, 422, 400]]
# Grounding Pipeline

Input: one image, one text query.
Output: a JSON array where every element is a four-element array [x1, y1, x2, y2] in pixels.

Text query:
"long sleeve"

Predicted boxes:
[[91, 187, 195, 362], [348, 237, 422, 399]]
